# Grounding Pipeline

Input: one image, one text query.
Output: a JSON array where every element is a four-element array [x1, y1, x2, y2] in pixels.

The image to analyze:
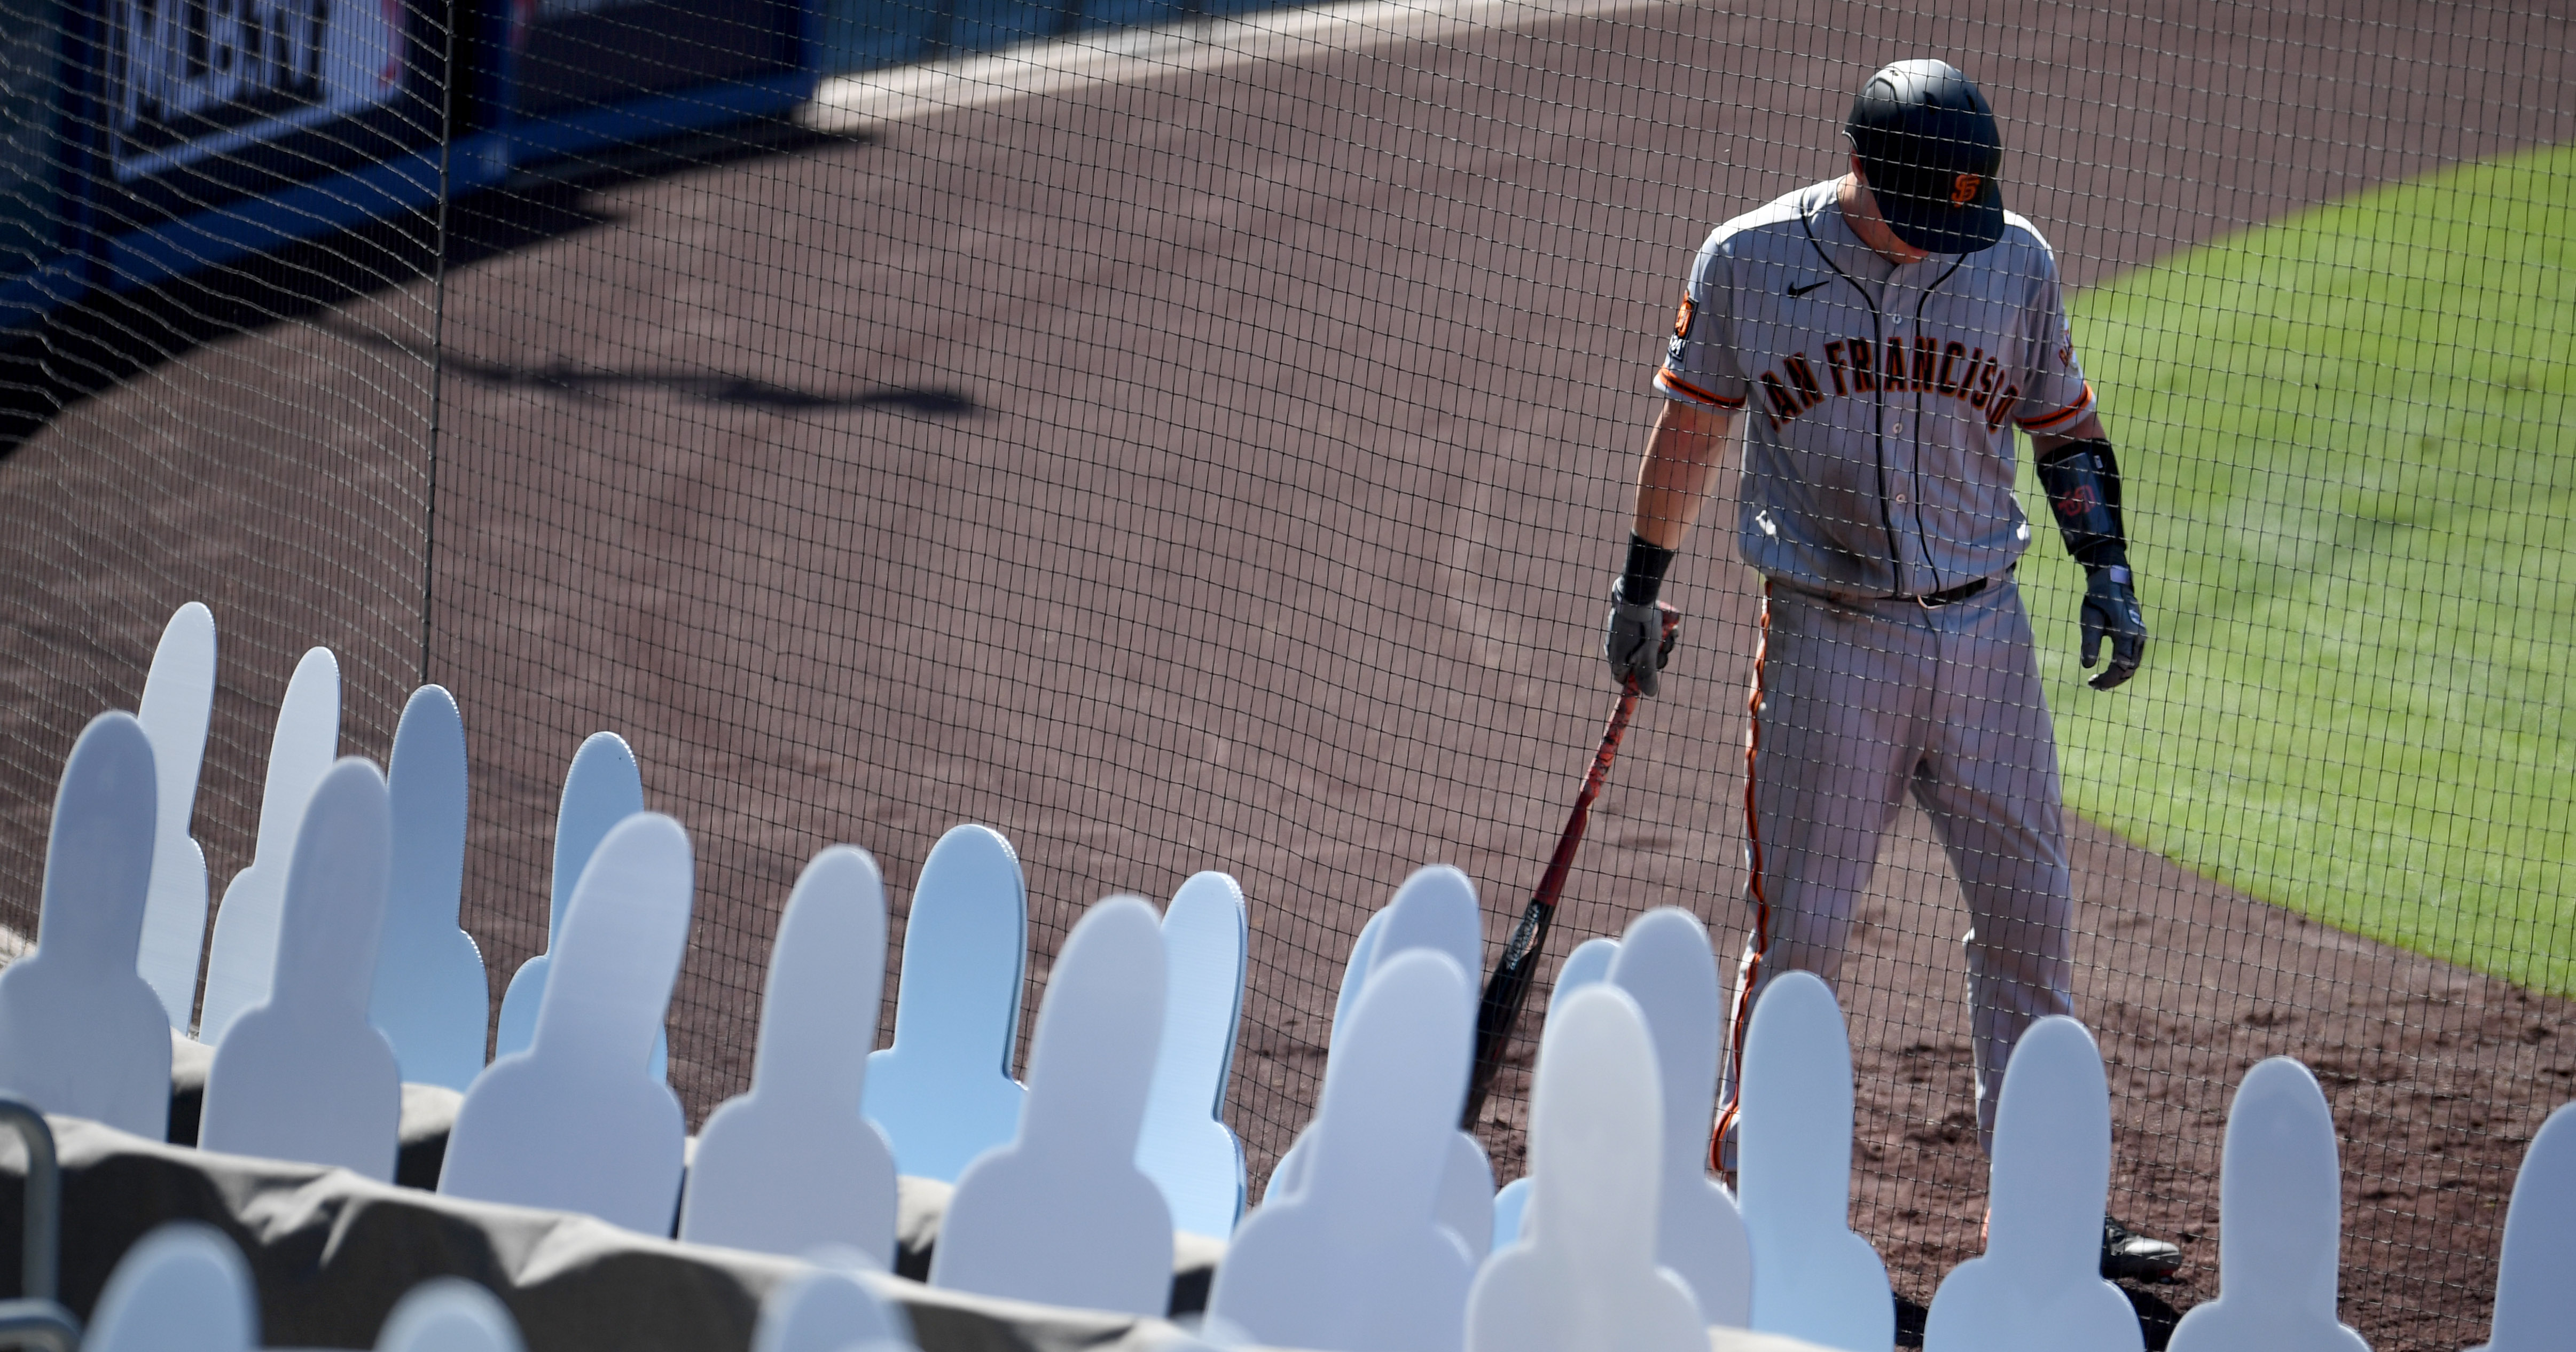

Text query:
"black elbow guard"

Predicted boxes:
[[2033, 437, 2129, 572]]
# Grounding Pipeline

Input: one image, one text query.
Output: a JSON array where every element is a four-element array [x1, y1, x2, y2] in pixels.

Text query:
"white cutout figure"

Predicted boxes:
[[1328, 909, 1389, 1044], [2468, 1100, 2575, 1352], [200, 757, 401, 1180], [2167, 1057, 2365, 1352], [1464, 984, 1702, 1352], [1271, 867, 1493, 1257], [370, 686, 489, 1092], [1261, 908, 1391, 1209], [135, 603, 217, 1031], [1737, 970, 1890, 1352], [930, 896, 1172, 1316], [1923, 1015, 2142, 1352], [199, 646, 340, 1046], [84, 1222, 259, 1352], [440, 814, 693, 1234], [1553, 937, 1620, 1007], [1491, 936, 1623, 1251], [1377, 868, 1496, 1260], [753, 1267, 918, 1352], [376, 1279, 526, 1352], [1385, 870, 1500, 1254], [1207, 949, 1477, 1352], [1136, 871, 1250, 1239], [495, 733, 653, 1073], [1376, 865, 1482, 993], [680, 846, 899, 1264], [862, 824, 1028, 1183], [0, 712, 171, 1137], [1439, 1133, 1498, 1264], [1609, 908, 1751, 1327], [1490, 1181, 1529, 1255]]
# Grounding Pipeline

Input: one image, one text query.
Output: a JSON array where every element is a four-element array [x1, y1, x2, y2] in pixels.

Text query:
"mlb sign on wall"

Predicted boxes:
[[107, 0, 405, 180], [6, 0, 809, 315], [86, 0, 466, 293]]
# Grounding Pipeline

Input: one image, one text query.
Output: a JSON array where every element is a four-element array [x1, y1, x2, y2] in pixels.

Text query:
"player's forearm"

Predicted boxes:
[[1631, 401, 1737, 551], [2030, 411, 2148, 687], [2028, 412, 2128, 571]]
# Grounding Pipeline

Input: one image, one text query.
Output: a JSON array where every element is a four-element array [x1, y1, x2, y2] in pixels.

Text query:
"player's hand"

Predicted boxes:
[[2079, 565, 2146, 690], [1604, 580, 1681, 697]]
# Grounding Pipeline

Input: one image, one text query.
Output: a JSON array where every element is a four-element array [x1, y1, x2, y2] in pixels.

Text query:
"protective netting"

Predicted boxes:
[[0, 0, 449, 926], [2, 2, 2571, 1347]]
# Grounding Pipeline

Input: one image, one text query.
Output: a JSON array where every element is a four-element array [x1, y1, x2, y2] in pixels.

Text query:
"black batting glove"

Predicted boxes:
[[1604, 579, 1681, 697], [2079, 565, 2147, 690]]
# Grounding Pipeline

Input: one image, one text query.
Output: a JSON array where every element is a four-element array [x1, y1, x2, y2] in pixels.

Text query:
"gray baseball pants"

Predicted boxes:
[[1714, 575, 2076, 1161]]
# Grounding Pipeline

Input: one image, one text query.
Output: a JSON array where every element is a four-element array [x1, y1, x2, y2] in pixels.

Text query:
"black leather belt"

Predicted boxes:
[[1894, 576, 1991, 608]]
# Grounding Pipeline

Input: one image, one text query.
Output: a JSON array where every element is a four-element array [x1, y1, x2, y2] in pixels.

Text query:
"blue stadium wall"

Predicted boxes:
[[822, 0, 1297, 75], [0, 0, 827, 332], [0, 0, 96, 333], [0, 0, 1322, 329]]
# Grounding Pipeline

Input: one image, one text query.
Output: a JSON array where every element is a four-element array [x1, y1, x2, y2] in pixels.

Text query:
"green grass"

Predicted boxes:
[[2020, 142, 2576, 995]]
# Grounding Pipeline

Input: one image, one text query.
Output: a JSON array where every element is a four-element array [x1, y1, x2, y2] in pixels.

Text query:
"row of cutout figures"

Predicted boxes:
[[0, 602, 2565, 1351], [0, 605, 1255, 1236]]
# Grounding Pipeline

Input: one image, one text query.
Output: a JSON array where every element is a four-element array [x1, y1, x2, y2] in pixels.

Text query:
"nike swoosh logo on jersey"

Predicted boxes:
[[1788, 278, 1833, 297]]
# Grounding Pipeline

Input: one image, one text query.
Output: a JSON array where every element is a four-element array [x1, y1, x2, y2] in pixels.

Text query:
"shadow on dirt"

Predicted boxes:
[[343, 336, 980, 416]]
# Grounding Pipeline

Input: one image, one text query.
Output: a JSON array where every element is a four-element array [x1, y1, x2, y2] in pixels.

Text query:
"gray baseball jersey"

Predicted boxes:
[[1663, 179, 2092, 1161], [1657, 179, 2093, 598]]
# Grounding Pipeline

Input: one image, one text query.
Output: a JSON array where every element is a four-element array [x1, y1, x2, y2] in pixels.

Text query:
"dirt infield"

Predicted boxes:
[[1, 2, 2570, 1348]]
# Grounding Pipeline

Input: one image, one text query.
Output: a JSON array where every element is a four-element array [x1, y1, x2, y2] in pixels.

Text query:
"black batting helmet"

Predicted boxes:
[[1845, 59, 2007, 254]]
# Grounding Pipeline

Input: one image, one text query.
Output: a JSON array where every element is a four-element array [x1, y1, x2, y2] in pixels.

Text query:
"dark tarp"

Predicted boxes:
[[0, 1114, 1228, 1352]]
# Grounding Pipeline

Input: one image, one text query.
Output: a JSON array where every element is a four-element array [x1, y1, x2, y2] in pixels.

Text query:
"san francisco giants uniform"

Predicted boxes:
[[1657, 178, 2095, 1154]]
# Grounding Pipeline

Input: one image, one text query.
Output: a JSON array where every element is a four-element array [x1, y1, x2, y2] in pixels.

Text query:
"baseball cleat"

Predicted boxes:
[[2101, 1214, 2182, 1280]]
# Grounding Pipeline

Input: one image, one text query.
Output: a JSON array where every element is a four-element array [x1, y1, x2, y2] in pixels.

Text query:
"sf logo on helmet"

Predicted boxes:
[[1950, 173, 1983, 206]]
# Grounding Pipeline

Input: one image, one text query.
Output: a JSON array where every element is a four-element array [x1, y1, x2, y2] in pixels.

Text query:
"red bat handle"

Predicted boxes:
[[1530, 686, 1639, 907]]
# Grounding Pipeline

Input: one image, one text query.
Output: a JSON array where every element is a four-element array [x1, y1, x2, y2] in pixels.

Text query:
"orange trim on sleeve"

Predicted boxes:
[[1656, 368, 1748, 410], [2015, 381, 2095, 432]]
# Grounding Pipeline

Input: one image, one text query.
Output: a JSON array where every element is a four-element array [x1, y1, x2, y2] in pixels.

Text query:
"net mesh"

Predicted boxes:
[[4, 2, 2573, 1347], [0, 0, 450, 951]]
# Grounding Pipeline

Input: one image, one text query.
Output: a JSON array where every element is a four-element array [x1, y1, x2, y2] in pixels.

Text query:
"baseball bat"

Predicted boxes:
[[1460, 608, 1674, 1127]]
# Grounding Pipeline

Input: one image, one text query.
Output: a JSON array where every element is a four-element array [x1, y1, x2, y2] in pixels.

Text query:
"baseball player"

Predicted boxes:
[[1601, 58, 2178, 1279]]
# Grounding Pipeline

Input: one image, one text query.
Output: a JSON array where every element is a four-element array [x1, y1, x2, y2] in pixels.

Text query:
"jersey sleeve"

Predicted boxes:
[[1653, 229, 1751, 411], [2007, 228, 2095, 434]]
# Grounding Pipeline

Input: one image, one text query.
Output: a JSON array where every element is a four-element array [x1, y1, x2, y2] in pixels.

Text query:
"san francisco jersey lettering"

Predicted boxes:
[[1656, 180, 2094, 598]]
